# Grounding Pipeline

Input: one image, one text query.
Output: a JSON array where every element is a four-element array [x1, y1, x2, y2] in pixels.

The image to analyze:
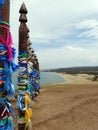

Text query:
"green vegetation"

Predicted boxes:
[[45, 66, 98, 75]]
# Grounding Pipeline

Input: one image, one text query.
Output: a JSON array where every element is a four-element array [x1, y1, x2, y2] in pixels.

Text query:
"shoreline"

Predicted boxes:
[[13, 73, 98, 130], [55, 72, 98, 84]]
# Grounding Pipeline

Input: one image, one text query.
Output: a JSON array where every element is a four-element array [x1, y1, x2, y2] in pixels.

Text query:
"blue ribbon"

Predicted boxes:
[[0, 97, 15, 123], [0, 117, 14, 130], [19, 51, 29, 55], [6, 99, 16, 118], [0, 97, 16, 118], [0, 0, 5, 6], [0, 44, 7, 51], [12, 47, 16, 59], [4, 61, 15, 97], [32, 81, 40, 90], [0, 77, 5, 81], [11, 61, 19, 72], [17, 95, 25, 111], [0, 56, 8, 61], [0, 44, 8, 61], [35, 71, 40, 80], [19, 63, 27, 68]]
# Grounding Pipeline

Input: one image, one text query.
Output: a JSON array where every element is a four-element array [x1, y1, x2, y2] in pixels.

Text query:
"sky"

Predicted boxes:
[[10, 0, 98, 69]]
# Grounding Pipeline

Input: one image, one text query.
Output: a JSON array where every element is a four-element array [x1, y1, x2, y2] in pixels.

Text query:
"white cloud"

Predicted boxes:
[[9, 0, 98, 69], [75, 19, 98, 39], [10, 0, 98, 44], [75, 19, 98, 29], [77, 27, 98, 39], [36, 45, 98, 69]]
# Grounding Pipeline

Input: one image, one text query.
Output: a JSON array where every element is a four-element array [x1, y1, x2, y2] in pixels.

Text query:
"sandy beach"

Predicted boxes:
[[13, 73, 98, 130]]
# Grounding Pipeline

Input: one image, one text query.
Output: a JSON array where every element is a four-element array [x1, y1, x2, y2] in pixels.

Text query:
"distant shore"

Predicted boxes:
[[56, 72, 98, 84], [13, 73, 98, 130]]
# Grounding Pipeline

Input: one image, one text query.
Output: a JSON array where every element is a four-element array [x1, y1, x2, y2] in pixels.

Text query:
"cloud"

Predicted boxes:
[[75, 19, 98, 29], [77, 27, 98, 39], [36, 45, 98, 69], [10, 0, 98, 69], [10, 0, 98, 44], [75, 19, 98, 39]]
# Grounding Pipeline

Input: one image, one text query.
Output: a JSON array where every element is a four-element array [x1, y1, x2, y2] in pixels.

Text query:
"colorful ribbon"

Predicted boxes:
[[24, 93, 32, 128], [0, 25, 13, 62], [0, 117, 14, 130], [0, 0, 5, 6]]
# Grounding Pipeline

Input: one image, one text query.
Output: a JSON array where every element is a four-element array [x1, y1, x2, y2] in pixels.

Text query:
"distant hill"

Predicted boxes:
[[44, 66, 98, 75]]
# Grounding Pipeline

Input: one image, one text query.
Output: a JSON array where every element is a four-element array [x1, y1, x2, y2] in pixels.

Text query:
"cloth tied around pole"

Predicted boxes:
[[0, 44, 8, 61], [18, 52, 29, 59], [0, 98, 9, 120], [0, 116, 14, 130], [24, 93, 32, 128], [0, 97, 14, 129], [0, 25, 13, 62], [17, 94, 32, 129], [3, 61, 15, 97], [17, 78, 31, 94], [0, 63, 15, 97], [0, 0, 5, 6]]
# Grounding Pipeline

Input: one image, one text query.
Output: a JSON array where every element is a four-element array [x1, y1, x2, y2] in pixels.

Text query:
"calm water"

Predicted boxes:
[[40, 72, 65, 85], [12, 72, 65, 89]]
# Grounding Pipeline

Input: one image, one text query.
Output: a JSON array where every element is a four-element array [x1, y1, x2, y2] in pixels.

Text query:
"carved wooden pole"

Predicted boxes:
[[0, 0, 15, 129], [18, 3, 32, 130], [19, 3, 28, 52]]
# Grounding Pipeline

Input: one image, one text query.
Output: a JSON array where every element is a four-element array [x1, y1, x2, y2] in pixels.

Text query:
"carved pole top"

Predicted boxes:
[[19, 3, 28, 23], [19, 2, 28, 14]]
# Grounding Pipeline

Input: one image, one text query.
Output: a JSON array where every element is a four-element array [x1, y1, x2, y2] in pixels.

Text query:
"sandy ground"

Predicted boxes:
[[12, 73, 98, 130]]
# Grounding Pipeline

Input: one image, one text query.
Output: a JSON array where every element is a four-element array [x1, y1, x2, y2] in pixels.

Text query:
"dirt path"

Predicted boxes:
[[31, 83, 98, 130]]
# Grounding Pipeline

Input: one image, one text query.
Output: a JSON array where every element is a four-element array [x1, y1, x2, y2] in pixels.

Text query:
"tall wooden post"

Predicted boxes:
[[19, 3, 28, 52], [18, 3, 32, 130], [0, 0, 15, 129]]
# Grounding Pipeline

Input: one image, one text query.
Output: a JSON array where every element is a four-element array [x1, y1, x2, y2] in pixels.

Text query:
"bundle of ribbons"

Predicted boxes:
[[17, 51, 32, 128], [27, 57, 40, 100], [0, 23, 17, 129], [31, 68, 40, 98], [0, 1, 18, 128], [0, 0, 5, 6]]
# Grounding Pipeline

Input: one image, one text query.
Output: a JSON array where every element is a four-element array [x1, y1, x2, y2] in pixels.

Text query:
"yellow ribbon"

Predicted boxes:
[[24, 93, 32, 128]]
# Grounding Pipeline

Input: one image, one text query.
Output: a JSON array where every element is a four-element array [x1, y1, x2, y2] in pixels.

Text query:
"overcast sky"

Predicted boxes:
[[10, 0, 98, 69]]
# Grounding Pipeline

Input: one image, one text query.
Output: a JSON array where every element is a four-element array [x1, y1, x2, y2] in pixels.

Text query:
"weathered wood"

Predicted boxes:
[[19, 3, 28, 52], [18, 3, 30, 130], [0, 0, 10, 22], [0, 1, 15, 130]]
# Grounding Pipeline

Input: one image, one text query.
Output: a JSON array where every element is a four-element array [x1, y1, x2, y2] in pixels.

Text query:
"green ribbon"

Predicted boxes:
[[0, 21, 10, 27], [19, 54, 29, 58]]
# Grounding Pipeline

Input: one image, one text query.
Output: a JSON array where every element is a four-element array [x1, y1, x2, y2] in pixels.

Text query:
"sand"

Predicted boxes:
[[12, 73, 98, 130]]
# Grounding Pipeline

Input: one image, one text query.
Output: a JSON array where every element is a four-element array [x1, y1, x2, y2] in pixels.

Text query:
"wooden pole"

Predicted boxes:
[[19, 3, 28, 52], [0, 0, 15, 129], [18, 3, 32, 130]]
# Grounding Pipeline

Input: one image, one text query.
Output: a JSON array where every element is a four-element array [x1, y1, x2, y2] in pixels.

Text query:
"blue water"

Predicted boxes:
[[12, 72, 65, 89], [40, 72, 65, 85]]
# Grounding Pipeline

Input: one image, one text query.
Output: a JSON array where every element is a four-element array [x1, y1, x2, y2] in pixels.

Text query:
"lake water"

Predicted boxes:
[[12, 72, 65, 89], [40, 72, 65, 85]]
